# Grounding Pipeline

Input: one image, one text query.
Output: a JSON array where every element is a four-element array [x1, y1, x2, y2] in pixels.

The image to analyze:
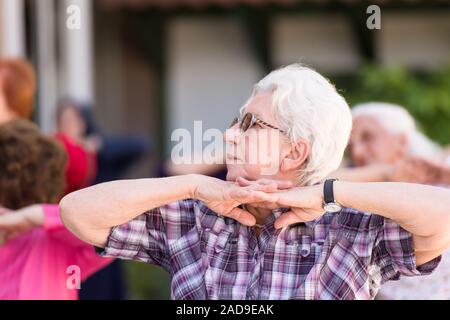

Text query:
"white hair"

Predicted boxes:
[[351, 102, 442, 160], [245, 64, 353, 186]]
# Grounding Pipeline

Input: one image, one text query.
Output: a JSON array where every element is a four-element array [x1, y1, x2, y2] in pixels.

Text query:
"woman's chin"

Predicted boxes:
[[225, 171, 238, 182], [226, 166, 246, 182]]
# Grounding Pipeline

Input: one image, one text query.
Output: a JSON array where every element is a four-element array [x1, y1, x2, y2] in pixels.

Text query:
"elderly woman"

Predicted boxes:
[[61, 64, 450, 300], [337, 102, 450, 300], [334, 102, 450, 184]]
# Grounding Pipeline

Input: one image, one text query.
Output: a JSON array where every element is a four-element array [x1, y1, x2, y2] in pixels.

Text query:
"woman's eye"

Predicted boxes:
[[361, 132, 373, 142]]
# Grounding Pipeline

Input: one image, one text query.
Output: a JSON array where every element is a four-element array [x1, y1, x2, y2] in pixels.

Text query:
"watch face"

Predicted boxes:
[[324, 202, 342, 213]]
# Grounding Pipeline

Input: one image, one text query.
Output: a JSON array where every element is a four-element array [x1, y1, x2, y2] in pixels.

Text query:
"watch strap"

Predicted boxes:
[[324, 179, 337, 204]]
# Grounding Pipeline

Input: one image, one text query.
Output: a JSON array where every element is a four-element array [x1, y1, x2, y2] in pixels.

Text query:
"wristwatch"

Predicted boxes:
[[323, 179, 343, 213]]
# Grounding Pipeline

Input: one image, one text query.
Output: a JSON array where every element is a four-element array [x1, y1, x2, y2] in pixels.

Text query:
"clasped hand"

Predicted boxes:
[[193, 176, 326, 229]]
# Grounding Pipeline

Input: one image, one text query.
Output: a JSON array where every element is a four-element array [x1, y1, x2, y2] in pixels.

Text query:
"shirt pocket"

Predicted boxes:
[[283, 225, 325, 261], [200, 228, 245, 299], [284, 235, 327, 300], [200, 228, 241, 268]]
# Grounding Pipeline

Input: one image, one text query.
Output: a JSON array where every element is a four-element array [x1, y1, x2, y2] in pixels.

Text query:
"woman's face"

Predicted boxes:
[[349, 116, 407, 166], [224, 91, 292, 182], [58, 105, 86, 141]]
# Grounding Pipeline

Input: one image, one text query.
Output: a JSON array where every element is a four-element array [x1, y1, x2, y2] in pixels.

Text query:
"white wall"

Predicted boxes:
[[166, 17, 263, 153], [35, 0, 58, 132], [271, 13, 361, 74], [377, 12, 450, 70], [59, 0, 95, 103], [0, 0, 25, 57]]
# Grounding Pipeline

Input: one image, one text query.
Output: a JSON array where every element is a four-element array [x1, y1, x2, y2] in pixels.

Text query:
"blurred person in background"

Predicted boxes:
[[0, 58, 112, 299], [332, 102, 450, 299], [55, 99, 99, 194], [81, 105, 151, 185], [334, 102, 450, 185], [0, 58, 35, 124], [60, 101, 151, 300], [0, 120, 111, 299], [61, 64, 450, 300]]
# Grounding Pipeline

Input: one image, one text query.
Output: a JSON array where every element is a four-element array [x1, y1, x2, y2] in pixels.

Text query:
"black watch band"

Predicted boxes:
[[324, 179, 337, 204]]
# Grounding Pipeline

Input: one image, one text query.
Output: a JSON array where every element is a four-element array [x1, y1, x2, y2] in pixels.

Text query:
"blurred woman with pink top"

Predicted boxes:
[[0, 58, 111, 300]]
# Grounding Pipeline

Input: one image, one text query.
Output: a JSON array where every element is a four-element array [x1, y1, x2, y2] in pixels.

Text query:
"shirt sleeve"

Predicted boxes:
[[42, 204, 64, 230], [43, 204, 97, 248], [373, 217, 441, 283], [95, 200, 200, 273]]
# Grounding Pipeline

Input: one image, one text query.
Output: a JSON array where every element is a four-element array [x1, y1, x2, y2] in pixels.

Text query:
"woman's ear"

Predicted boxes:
[[280, 139, 310, 173]]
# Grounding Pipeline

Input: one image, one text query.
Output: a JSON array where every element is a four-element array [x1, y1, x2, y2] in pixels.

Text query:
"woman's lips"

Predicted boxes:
[[226, 154, 241, 163]]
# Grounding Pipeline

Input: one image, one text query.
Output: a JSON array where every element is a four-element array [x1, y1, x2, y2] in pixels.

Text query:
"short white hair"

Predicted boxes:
[[246, 64, 353, 186], [352, 102, 442, 160]]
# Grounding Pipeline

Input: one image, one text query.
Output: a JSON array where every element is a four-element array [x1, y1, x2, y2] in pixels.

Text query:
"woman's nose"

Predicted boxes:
[[223, 126, 240, 145], [351, 142, 367, 163]]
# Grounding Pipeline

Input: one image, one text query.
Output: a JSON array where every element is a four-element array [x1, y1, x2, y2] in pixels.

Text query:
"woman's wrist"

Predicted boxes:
[[187, 174, 207, 200], [22, 204, 45, 227], [333, 180, 353, 209], [188, 174, 224, 202]]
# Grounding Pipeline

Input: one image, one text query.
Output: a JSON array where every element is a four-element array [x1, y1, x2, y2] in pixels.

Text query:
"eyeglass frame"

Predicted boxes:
[[230, 112, 286, 135]]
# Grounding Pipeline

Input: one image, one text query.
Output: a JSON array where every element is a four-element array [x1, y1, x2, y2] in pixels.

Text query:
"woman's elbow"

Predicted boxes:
[[60, 192, 86, 236], [59, 192, 110, 247]]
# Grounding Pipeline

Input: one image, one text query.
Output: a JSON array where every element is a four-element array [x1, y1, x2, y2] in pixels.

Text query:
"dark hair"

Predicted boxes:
[[0, 120, 67, 209]]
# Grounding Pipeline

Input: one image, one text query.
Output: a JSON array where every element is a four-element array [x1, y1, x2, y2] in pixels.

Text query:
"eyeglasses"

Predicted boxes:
[[230, 112, 286, 135]]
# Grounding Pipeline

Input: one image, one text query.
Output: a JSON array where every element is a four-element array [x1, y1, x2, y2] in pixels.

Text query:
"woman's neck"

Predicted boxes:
[[245, 205, 273, 226], [244, 176, 301, 226], [0, 103, 17, 125]]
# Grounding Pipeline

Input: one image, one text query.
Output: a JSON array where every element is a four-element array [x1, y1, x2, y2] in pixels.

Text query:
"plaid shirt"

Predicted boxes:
[[97, 199, 440, 300]]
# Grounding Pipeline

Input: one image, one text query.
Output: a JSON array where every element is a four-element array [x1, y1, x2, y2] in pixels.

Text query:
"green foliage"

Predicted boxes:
[[125, 261, 171, 299], [342, 64, 450, 145]]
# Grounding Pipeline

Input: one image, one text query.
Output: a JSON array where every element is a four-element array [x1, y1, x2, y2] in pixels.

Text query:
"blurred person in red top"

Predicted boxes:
[[0, 59, 99, 194], [54, 99, 133, 300], [55, 99, 99, 194]]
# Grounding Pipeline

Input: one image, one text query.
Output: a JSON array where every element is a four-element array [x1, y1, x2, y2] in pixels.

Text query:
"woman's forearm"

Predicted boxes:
[[60, 174, 199, 246], [335, 181, 450, 250]]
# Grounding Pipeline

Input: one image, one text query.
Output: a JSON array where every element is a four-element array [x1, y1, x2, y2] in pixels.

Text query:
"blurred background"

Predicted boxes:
[[0, 0, 449, 299]]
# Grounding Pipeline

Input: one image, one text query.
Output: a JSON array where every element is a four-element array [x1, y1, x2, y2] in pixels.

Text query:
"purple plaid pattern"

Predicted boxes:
[[98, 199, 440, 300]]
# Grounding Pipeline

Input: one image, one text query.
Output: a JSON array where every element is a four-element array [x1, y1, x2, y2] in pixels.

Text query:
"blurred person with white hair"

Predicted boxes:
[[333, 102, 450, 300], [60, 64, 450, 300], [334, 102, 450, 185]]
